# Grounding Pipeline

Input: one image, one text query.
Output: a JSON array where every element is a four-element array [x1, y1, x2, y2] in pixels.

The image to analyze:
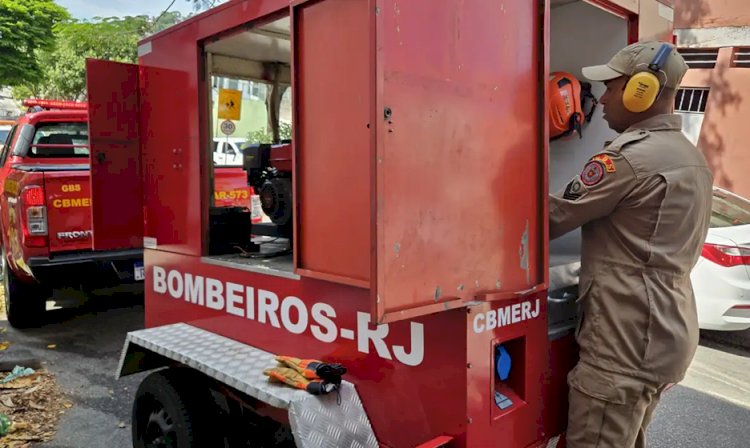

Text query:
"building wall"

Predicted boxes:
[[678, 46, 750, 198], [673, 0, 750, 198], [639, 0, 677, 41], [675, 0, 750, 29]]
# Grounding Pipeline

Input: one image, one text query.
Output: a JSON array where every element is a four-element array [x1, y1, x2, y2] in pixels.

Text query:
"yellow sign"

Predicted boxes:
[[218, 89, 242, 121]]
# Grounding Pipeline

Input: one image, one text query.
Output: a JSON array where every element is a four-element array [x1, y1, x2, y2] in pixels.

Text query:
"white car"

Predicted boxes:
[[212, 138, 244, 166], [692, 186, 750, 331]]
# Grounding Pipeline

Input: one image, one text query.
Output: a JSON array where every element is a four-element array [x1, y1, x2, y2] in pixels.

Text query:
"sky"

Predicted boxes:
[[55, 0, 199, 20]]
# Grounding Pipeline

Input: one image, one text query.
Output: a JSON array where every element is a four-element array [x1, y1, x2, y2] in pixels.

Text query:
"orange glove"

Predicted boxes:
[[274, 355, 347, 383], [263, 366, 333, 395]]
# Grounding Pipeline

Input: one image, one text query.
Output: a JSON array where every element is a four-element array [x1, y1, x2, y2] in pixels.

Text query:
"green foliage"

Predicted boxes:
[[11, 12, 185, 101], [188, 0, 222, 11], [247, 122, 293, 144], [0, 0, 69, 86], [4, 0, 219, 101]]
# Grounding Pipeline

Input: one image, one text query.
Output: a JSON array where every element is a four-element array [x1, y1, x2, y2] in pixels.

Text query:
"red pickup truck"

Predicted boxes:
[[0, 101, 254, 328]]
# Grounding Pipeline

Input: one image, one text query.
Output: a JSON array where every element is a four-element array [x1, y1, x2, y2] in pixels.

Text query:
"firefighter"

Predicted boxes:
[[549, 41, 713, 448]]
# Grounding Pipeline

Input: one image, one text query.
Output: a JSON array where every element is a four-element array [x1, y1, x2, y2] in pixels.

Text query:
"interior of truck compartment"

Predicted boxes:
[[199, 2, 629, 282], [201, 15, 296, 277], [548, 0, 629, 294]]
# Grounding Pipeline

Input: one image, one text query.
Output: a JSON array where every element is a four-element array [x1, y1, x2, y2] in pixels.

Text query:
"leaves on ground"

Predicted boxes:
[[0, 369, 68, 446]]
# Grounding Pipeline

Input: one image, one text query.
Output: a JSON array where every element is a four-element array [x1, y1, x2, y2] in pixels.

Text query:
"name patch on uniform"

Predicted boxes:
[[592, 154, 616, 173], [580, 160, 605, 186]]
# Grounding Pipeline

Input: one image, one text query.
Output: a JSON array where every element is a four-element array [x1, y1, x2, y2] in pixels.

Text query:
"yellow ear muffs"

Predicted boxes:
[[622, 71, 661, 113], [621, 43, 674, 113]]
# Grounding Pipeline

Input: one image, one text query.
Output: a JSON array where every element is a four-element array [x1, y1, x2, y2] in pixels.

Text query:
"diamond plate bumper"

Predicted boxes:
[[117, 323, 378, 448]]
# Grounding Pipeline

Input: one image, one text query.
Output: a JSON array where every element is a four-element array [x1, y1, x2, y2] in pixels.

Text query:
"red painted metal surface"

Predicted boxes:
[[465, 293, 550, 447], [119, 0, 657, 446], [86, 59, 143, 251], [268, 144, 292, 173], [135, 2, 292, 257], [138, 66, 196, 255], [213, 167, 252, 208], [414, 435, 454, 448], [44, 172, 93, 253], [294, 0, 372, 286], [15, 110, 88, 127], [374, 0, 543, 323], [144, 251, 466, 448]]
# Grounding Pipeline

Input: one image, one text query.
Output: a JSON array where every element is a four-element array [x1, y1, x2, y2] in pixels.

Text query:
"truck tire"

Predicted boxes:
[[3, 251, 46, 329], [132, 369, 223, 448]]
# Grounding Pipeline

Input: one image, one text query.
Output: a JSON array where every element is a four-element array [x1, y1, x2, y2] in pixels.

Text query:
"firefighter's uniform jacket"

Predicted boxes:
[[551, 113, 713, 384], [549, 113, 713, 447]]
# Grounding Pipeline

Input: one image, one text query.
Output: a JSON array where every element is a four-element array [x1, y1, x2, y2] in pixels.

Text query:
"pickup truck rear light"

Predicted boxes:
[[701, 243, 750, 267], [20, 185, 48, 247]]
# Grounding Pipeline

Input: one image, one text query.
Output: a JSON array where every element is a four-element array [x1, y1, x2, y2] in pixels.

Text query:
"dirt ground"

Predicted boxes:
[[0, 292, 70, 448], [0, 368, 69, 448]]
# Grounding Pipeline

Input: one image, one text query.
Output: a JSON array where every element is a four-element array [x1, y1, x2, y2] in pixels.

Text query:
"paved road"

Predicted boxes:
[[648, 332, 750, 448], [1, 296, 748, 448], [1, 291, 145, 448]]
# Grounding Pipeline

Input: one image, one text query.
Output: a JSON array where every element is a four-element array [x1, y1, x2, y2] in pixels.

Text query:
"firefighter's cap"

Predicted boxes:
[[581, 41, 688, 89]]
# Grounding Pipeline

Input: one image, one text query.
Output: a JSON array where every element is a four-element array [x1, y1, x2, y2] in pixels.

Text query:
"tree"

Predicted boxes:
[[0, 0, 69, 86], [247, 122, 292, 144], [187, 0, 228, 12], [12, 13, 185, 101]]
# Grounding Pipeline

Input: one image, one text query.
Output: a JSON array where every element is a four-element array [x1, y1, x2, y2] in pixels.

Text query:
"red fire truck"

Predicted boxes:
[[0, 99, 256, 328], [89, 0, 674, 446]]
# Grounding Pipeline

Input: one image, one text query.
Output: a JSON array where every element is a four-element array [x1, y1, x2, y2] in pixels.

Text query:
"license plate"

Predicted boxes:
[[134, 262, 145, 281]]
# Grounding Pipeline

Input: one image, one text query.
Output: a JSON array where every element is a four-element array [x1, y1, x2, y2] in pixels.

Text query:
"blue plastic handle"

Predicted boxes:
[[651, 43, 672, 70], [496, 345, 511, 381]]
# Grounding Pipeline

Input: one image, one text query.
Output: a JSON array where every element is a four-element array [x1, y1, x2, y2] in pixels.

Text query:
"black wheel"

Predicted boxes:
[[132, 369, 223, 448], [3, 250, 47, 329]]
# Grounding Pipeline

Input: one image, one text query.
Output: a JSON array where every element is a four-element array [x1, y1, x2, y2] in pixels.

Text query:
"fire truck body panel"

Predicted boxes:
[[86, 60, 143, 252], [104, 0, 676, 446], [131, 252, 468, 447]]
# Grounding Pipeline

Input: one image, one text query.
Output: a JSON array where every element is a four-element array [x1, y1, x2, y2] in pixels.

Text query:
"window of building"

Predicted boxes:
[[223, 78, 240, 90], [247, 82, 266, 101], [677, 48, 719, 69], [732, 47, 750, 68], [675, 88, 709, 113]]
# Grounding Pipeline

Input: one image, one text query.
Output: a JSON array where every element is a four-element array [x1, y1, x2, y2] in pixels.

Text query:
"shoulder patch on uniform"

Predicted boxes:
[[580, 160, 606, 186], [563, 178, 587, 200], [591, 154, 616, 173]]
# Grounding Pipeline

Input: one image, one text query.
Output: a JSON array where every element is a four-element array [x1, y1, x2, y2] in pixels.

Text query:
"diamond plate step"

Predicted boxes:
[[117, 323, 378, 448]]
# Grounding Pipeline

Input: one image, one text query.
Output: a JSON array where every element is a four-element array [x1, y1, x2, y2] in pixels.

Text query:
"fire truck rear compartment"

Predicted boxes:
[[111, 1, 643, 447], [548, 0, 629, 298], [202, 15, 295, 276]]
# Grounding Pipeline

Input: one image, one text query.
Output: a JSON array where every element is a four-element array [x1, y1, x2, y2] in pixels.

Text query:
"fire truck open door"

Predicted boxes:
[[86, 59, 143, 251], [86, 59, 194, 255], [291, 0, 545, 323]]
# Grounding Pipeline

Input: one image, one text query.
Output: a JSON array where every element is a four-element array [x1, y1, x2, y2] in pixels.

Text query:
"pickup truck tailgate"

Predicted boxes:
[[44, 170, 92, 253]]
